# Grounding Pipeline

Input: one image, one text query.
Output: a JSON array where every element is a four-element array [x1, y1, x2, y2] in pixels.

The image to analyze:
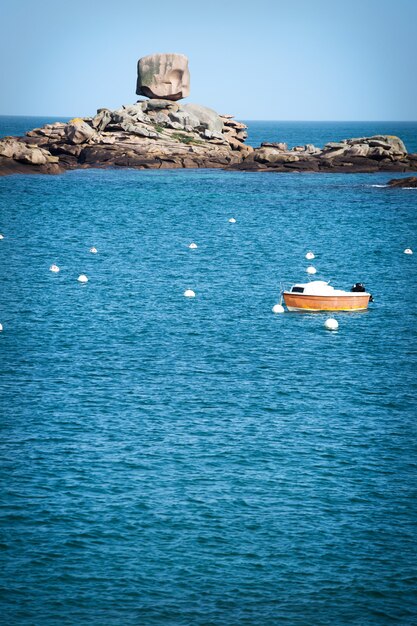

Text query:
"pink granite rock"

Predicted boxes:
[[136, 53, 190, 101]]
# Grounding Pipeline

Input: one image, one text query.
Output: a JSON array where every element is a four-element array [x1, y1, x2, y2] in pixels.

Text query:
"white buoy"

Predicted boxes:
[[89, 246, 98, 254], [228, 218, 236, 223], [77, 274, 88, 283], [306, 266, 317, 275], [0, 234, 4, 240], [305, 251, 315, 260], [0, 323, 3, 332], [272, 304, 285, 314], [49, 264, 60, 273], [404, 248, 413, 255], [184, 289, 196, 298], [189, 243, 198, 249], [324, 318, 339, 331]]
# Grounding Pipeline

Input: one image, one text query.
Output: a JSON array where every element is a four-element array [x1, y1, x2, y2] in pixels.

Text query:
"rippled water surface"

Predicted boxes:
[[1, 161, 417, 624]]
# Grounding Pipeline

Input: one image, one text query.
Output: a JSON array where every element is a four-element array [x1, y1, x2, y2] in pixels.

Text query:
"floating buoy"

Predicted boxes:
[[89, 246, 98, 254], [404, 248, 413, 255], [0, 323, 3, 332], [184, 289, 196, 298], [77, 274, 88, 283], [324, 318, 339, 331], [228, 218, 236, 223], [189, 243, 198, 249], [306, 266, 317, 274], [272, 304, 285, 314], [49, 264, 60, 273], [0, 234, 4, 240], [305, 251, 315, 260]]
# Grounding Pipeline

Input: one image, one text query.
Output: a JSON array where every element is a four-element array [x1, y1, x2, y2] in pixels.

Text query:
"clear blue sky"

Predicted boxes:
[[1, 0, 416, 120]]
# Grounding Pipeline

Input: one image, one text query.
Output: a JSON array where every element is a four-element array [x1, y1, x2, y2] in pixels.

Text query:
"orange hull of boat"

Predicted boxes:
[[283, 293, 370, 311]]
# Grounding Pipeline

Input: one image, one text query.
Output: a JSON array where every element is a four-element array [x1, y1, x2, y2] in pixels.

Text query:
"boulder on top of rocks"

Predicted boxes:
[[321, 135, 407, 159], [349, 135, 407, 154], [254, 147, 299, 164], [261, 142, 288, 151], [183, 104, 223, 133], [136, 53, 190, 101], [65, 119, 97, 145], [168, 108, 199, 130], [143, 99, 179, 111], [92, 109, 112, 132]]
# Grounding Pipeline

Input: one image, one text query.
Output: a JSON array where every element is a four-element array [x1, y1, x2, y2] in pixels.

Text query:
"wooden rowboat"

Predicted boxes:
[[283, 281, 371, 312]]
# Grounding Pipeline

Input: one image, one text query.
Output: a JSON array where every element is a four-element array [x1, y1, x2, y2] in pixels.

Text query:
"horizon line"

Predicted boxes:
[[0, 114, 416, 124]]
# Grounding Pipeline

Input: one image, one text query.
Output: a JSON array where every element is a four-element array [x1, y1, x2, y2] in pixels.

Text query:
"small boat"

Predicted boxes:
[[282, 281, 372, 312]]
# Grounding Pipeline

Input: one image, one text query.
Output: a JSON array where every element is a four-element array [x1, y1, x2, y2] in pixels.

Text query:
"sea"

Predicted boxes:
[[1, 116, 416, 625]]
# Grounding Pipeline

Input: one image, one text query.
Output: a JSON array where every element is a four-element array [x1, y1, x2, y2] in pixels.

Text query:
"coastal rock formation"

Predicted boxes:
[[136, 53, 190, 101], [0, 102, 251, 175], [0, 136, 61, 174], [65, 118, 97, 144], [0, 51, 416, 177], [233, 135, 417, 173], [387, 176, 417, 188]]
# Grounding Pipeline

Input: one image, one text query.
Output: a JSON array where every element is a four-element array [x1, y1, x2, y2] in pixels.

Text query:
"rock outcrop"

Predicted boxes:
[[387, 176, 417, 188], [0, 101, 251, 176], [136, 53, 190, 101], [233, 135, 417, 173], [0, 136, 61, 175]]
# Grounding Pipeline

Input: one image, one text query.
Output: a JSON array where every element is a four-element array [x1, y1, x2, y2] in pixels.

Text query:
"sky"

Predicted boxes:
[[0, 0, 416, 120]]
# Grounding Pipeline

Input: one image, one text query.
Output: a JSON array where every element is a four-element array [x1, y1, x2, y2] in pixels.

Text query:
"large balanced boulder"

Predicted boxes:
[[136, 53, 190, 101]]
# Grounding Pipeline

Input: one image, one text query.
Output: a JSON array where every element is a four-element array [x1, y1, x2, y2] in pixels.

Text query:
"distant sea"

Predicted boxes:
[[244, 120, 417, 153], [1, 115, 417, 625], [1, 115, 416, 152]]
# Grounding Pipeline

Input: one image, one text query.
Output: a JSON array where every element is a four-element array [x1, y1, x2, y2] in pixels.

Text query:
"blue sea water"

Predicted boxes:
[[1, 118, 417, 625], [0, 115, 72, 140], [244, 120, 417, 153]]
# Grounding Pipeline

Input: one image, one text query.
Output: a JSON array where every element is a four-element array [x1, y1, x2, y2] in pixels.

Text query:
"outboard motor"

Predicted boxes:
[[351, 282, 374, 302]]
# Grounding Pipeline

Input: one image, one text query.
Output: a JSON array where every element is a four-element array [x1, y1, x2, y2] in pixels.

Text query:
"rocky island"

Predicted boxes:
[[233, 135, 417, 174], [1, 52, 416, 177]]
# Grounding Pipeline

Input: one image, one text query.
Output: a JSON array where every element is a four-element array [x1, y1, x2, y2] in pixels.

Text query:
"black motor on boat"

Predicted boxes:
[[351, 282, 374, 302]]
